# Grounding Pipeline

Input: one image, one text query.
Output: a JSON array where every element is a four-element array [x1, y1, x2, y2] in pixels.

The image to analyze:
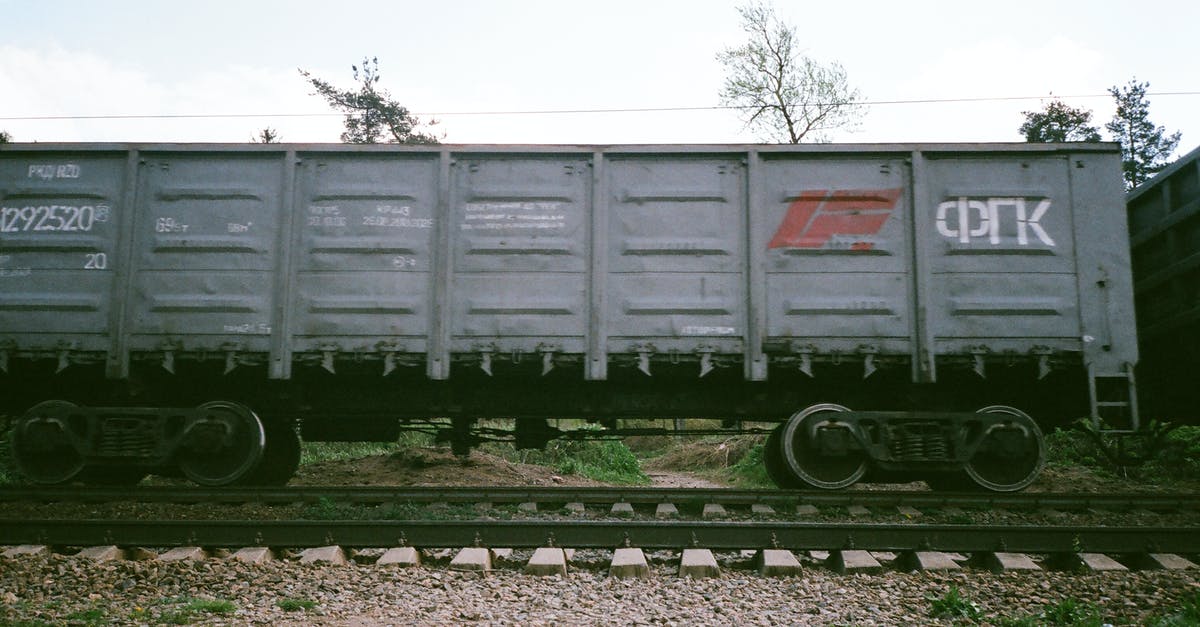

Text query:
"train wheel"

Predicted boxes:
[[964, 405, 1046, 492], [176, 401, 266, 487], [780, 403, 867, 489], [237, 418, 301, 486], [763, 425, 802, 488], [11, 400, 85, 485]]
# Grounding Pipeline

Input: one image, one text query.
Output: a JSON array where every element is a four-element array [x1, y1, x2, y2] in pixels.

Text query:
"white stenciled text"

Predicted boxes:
[[935, 197, 1055, 246], [0, 205, 100, 233], [84, 253, 107, 269], [223, 322, 271, 334], [307, 205, 346, 227], [391, 255, 418, 268], [461, 201, 566, 231], [155, 217, 189, 233], [364, 204, 431, 229], [27, 164, 80, 180]]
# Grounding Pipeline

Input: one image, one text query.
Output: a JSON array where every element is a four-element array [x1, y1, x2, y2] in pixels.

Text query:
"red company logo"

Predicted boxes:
[[768, 188, 902, 250]]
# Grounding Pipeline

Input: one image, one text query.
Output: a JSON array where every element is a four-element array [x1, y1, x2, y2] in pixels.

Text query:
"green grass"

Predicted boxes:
[[481, 424, 650, 485], [928, 585, 983, 623], [642, 433, 768, 487], [724, 442, 773, 488], [301, 496, 485, 521], [184, 599, 235, 614], [1045, 428, 1109, 469], [157, 610, 195, 625], [151, 597, 237, 624], [277, 598, 318, 612], [1142, 425, 1200, 481], [380, 502, 480, 520], [998, 598, 1107, 627], [300, 496, 362, 520], [300, 441, 406, 465], [1046, 423, 1200, 482], [1038, 599, 1105, 626], [1148, 592, 1200, 626], [62, 608, 107, 625], [0, 417, 17, 486], [550, 438, 649, 484]]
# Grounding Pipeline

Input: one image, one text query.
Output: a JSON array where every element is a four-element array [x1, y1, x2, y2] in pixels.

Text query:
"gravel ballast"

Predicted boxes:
[[2, 553, 1197, 625]]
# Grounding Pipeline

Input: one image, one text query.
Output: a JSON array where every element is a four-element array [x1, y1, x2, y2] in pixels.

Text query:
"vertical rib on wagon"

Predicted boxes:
[[745, 149, 768, 381], [1070, 149, 1139, 432], [586, 150, 608, 381], [268, 149, 299, 380], [105, 149, 141, 380]]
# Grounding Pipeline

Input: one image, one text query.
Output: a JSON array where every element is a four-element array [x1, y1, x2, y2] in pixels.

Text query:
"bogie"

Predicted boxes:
[[762, 402, 1049, 492], [7, 399, 278, 487]]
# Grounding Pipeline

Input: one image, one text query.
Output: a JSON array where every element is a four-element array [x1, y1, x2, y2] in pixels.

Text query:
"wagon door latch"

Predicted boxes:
[[1095, 267, 1113, 352]]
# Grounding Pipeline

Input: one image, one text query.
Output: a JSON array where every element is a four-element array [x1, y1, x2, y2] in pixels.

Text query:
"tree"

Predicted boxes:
[[1018, 99, 1102, 142], [251, 127, 280, 143], [0, 130, 11, 144], [300, 57, 439, 144], [1106, 79, 1182, 188], [717, 1, 863, 143]]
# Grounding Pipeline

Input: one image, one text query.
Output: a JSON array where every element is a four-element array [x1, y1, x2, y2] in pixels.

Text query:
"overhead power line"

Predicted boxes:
[[2, 91, 1199, 122]]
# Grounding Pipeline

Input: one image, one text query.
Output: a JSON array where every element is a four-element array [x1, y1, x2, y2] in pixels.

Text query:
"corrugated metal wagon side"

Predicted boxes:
[[1127, 144, 1200, 422], [0, 143, 1135, 490]]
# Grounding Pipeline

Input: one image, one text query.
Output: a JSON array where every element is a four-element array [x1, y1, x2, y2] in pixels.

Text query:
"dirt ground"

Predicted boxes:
[[293, 451, 724, 489], [290, 438, 1197, 492], [1029, 463, 1200, 493], [291, 447, 608, 487]]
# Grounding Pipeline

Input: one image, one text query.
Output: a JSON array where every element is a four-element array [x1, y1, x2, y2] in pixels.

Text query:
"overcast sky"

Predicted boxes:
[[1, 0, 1196, 152]]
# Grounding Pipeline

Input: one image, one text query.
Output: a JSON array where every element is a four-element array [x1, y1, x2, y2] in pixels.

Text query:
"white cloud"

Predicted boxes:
[[0, 44, 343, 143], [861, 36, 1110, 143], [1, 31, 1190, 150]]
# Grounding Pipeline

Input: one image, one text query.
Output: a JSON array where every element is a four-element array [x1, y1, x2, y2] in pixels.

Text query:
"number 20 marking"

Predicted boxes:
[[84, 253, 108, 270]]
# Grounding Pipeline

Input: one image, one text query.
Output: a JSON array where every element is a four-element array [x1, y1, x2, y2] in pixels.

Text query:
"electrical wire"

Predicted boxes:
[[2, 92, 1198, 122]]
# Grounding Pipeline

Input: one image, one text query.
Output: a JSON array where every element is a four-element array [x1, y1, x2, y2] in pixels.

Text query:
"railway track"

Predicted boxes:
[[4, 518, 1198, 554], [2, 486, 1197, 576], [1, 485, 1195, 512]]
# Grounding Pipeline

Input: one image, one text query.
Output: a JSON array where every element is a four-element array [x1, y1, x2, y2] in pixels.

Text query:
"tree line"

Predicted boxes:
[[715, 0, 1181, 189], [278, 0, 1185, 189], [1, 1, 1184, 188], [1019, 81, 1180, 188]]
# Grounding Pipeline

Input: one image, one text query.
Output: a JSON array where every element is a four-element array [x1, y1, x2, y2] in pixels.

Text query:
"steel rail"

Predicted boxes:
[[2, 519, 1196, 553], [0, 486, 1193, 511]]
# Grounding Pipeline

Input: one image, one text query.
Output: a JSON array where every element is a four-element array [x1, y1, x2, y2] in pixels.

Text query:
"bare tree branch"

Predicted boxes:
[[717, 1, 863, 143]]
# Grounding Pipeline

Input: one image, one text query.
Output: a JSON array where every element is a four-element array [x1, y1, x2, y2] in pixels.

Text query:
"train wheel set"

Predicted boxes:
[[760, 403, 1045, 492], [9, 399, 300, 487], [7, 395, 1047, 491]]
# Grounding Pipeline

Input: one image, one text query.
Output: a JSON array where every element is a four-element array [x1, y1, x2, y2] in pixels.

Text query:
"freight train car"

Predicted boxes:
[[0, 143, 1136, 491], [1127, 144, 1200, 422]]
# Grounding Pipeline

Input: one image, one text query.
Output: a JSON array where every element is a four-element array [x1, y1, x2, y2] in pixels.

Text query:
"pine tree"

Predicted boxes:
[[1018, 100, 1101, 143], [251, 128, 280, 143], [300, 57, 439, 145], [1106, 79, 1181, 188]]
